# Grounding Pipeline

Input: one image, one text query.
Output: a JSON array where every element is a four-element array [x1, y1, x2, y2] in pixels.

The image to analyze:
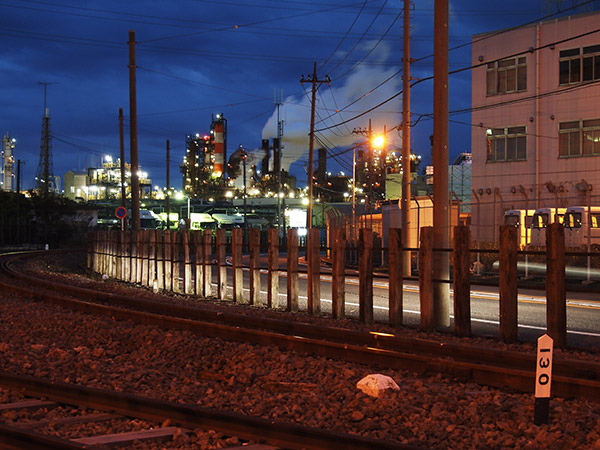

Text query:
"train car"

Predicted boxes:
[[563, 206, 600, 249], [530, 207, 566, 247], [503, 209, 536, 248]]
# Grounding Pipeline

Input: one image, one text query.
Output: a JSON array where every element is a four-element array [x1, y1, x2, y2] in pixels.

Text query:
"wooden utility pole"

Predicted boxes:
[[166, 139, 171, 229], [128, 30, 140, 231], [401, 0, 412, 276], [433, 0, 450, 328], [300, 62, 330, 230], [119, 108, 126, 207]]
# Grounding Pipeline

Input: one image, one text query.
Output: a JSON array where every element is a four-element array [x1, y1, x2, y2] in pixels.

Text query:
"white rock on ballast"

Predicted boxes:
[[356, 374, 400, 398]]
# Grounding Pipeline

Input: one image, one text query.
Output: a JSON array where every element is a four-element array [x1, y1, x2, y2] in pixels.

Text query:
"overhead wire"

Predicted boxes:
[[319, 0, 367, 72], [315, 22, 600, 133], [324, 0, 389, 78], [136, 2, 369, 44], [333, 5, 402, 81], [315, 0, 598, 125]]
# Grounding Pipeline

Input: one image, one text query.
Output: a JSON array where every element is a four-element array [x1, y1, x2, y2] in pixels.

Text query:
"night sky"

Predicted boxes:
[[1, 0, 596, 191]]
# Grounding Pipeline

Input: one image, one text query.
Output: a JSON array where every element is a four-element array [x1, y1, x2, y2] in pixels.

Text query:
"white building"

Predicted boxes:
[[471, 11, 600, 243]]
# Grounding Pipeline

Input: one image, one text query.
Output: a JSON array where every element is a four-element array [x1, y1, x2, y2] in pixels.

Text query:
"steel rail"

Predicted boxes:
[[0, 372, 423, 450], [3, 251, 600, 381], [2, 251, 600, 401], [0, 422, 103, 450]]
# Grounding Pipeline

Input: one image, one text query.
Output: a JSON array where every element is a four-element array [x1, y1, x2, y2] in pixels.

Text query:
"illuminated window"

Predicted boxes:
[[559, 119, 600, 157]]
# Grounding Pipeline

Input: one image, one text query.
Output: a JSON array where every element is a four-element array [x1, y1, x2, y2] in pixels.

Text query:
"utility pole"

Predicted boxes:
[[300, 62, 330, 230], [118, 108, 126, 208], [166, 139, 171, 229], [241, 146, 248, 232], [128, 30, 140, 231], [402, 0, 412, 276], [352, 122, 382, 230], [433, 0, 450, 328], [275, 89, 284, 236], [368, 119, 373, 228]]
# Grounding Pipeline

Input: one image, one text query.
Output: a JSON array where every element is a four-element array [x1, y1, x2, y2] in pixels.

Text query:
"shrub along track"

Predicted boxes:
[[2, 250, 600, 403]]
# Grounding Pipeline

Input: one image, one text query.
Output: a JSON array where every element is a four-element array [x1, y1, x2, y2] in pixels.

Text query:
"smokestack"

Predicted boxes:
[[273, 138, 280, 175], [212, 115, 226, 179], [261, 139, 270, 174]]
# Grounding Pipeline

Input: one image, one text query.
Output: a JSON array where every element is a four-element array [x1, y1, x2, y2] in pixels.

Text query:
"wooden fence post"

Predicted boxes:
[[155, 230, 164, 290], [499, 224, 518, 343], [203, 229, 212, 297], [268, 228, 279, 308], [148, 230, 156, 288], [130, 230, 138, 284], [331, 227, 346, 319], [419, 226, 434, 331], [123, 231, 131, 283], [359, 228, 373, 324], [136, 230, 144, 284], [87, 231, 94, 270], [216, 228, 227, 300], [117, 230, 125, 281], [307, 228, 321, 316], [183, 230, 193, 294], [287, 228, 299, 313], [193, 230, 203, 296], [546, 222, 567, 348], [98, 230, 105, 275], [249, 228, 261, 306], [389, 227, 403, 327], [140, 230, 149, 286], [163, 230, 172, 291], [453, 225, 471, 337], [172, 231, 182, 293], [110, 230, 118, 279], [231, 228, 244, 303]]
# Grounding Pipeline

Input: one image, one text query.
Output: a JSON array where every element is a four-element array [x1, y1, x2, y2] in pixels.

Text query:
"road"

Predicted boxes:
[[218, 255, 600, 349]]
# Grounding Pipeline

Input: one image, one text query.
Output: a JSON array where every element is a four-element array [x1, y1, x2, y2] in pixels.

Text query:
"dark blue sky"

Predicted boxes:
[[0, 0, 595, 191]]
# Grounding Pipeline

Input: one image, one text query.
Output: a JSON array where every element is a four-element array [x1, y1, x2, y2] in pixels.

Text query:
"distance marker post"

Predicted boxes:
[[534, 334, 553, 425]]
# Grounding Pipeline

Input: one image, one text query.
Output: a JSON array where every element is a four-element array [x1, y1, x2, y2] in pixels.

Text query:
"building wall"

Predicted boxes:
[[63, 171, 89, 200], [472, 12, 600, 243]]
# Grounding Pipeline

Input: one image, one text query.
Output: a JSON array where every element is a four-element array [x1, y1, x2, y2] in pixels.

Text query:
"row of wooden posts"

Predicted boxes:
[[87, 222, 569, 347]]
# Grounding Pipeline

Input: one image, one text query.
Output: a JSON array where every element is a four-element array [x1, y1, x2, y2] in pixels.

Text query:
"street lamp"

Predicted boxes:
[[370, 132, 385, 229], [239, 145, 248, 232]]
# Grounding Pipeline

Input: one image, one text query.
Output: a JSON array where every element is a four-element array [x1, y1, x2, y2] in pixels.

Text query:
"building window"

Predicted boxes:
[[559, 45, 600, 85], [486, 57, 527, 95], [486, 126, 527, 162], [559, 119, 600, 157]]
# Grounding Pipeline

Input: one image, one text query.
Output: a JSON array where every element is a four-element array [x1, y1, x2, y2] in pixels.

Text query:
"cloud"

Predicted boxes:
[[260, 53, 403, 173]]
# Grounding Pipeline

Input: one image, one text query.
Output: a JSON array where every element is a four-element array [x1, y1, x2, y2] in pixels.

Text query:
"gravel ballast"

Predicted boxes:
[[1, 252, 600, 449]]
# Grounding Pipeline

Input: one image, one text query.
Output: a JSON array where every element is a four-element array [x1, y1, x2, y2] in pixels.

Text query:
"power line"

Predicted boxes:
[[137, 2, 368, 44], [320, 0, 367, 72], [323, 0, 389, 78], [316, 23, 600, 133]]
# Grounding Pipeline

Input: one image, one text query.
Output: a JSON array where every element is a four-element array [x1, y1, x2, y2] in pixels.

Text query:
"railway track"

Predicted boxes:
[[0, 250, 427, 450], [2, 250, 600, 402], [0, 371, 418, 450]]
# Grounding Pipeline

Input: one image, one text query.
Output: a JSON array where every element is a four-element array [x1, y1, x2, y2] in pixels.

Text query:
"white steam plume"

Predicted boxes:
[[261, 60, 403, 177]]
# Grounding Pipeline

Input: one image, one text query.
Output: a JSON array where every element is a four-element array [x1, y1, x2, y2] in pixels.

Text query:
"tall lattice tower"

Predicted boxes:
[[35, 83, 55, 195]]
